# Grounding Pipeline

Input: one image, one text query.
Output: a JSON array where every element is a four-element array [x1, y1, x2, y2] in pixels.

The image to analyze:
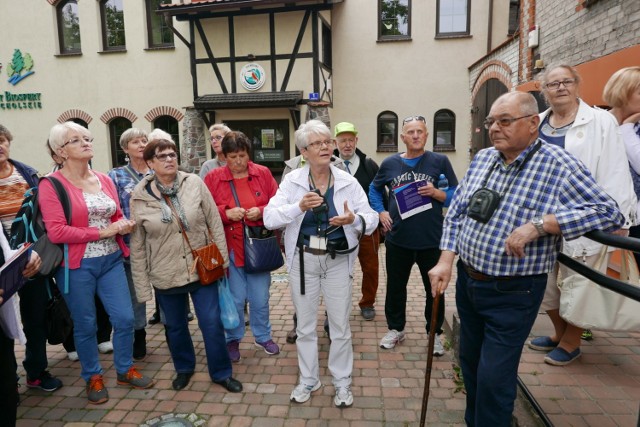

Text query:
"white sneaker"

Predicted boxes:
[[334, 386, 353, 407], [98, 341, 113, 354], [67, 351, 79, 361], [380, 329, 405, 349], [290, 381, 321, 403], [432, 335, 445, 356]]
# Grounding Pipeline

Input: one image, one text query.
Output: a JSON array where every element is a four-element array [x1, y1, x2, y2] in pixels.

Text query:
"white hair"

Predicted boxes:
[[48, 121, 91, 151], [294, 120, 331, 151]]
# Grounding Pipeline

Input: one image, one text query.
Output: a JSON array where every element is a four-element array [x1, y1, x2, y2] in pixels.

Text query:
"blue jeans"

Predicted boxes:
[[226, 251, 273, 343], [55, 251, 134, 381], [156, 282, 232, 382], [456, 261, 546, 427], [124, 260, 146, 330]]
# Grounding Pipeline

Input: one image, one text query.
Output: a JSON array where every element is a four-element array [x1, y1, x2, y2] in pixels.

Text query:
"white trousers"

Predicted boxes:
[[288, 249, 353, 388]]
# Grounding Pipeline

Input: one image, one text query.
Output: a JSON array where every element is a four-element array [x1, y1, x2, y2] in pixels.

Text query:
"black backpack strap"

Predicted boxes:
[[41, 176, 71, 225]]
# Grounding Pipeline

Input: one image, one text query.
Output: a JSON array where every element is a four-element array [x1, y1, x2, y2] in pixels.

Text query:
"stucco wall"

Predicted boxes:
[[0, 1, 193, 173]]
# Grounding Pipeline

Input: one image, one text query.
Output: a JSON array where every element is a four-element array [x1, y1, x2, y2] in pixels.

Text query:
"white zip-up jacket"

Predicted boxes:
[[264, 164, 379, 274], [540, 99, 637, 257]]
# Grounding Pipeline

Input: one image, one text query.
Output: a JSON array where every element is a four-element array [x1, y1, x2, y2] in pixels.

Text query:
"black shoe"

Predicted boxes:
[[133, 329, 147, 361], [361, 306, 376, 321], [286, 327, 298, 344], [214, 377, 243, 393], [148, 312, 160, 325], [172, 372, 193, 391]]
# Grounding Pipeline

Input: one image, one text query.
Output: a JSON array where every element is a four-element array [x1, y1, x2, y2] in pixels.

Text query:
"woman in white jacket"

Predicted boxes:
[[528, 64, 637, 366], [264, 120, 378, 408], [604, 66, 640, 259]]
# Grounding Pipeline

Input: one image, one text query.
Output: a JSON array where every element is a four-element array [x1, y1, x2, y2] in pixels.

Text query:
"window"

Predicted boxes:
[[109, 117, 132, 167], [71, 118, 89, 129], [433, 109, 455, 152], [508, 0, 520, 36], [57, 0, 81, 54], [377, 111, 398, 152], [436, 0, 470, 37], [153, 115, 180, 149], [100, 0, 126, 51], [146, 0, 174, 48], [378, 0, 411, 40]]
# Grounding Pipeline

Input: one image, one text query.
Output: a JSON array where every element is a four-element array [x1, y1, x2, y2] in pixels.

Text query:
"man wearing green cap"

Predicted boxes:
[[333, 122, 383, 320]]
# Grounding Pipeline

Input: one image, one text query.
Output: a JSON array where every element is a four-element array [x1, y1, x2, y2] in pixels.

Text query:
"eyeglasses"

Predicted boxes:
[[63, 136, 93, 147], [336, 137, 356, 145], [305, 139, 334, 150], [154, 152, 178, 162], [483, 114, 534, 129], [402, 115, 427, 125], [544, 78, 576, 90], [211, 135, 224, 141]]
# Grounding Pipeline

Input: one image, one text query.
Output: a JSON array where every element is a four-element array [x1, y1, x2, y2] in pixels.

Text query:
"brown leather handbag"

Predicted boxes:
[[164, 195, 224, 285]]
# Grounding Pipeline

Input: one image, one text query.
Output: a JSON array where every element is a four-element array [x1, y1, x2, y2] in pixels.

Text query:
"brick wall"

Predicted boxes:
[[537, 0, 640, 67]]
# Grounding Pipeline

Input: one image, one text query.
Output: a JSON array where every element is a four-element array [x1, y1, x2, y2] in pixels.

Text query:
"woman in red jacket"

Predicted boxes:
[[204, 131, 280, 363], [40, 122, 154, 405]]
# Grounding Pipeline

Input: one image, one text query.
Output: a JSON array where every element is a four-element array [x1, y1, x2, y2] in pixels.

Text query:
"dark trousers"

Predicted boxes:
[[0, 329, 17, 427], [18, 276, 49, 379], [384, 240, 443, 333], [63, 296, 112, 352], [456, 261, 546, 427], [629, 226, 640, 266], [156, 284, 232, 382]]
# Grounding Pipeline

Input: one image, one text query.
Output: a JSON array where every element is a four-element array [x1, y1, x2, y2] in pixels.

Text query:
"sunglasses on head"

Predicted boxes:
[[402, 115, 426, 125]]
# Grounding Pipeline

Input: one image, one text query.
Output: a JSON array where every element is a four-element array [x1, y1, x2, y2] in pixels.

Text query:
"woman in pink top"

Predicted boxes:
[[40, 122, 154, 405]]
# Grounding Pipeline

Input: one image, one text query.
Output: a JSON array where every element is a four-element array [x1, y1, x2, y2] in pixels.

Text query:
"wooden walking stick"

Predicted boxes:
[[419, 292, 441, 427]]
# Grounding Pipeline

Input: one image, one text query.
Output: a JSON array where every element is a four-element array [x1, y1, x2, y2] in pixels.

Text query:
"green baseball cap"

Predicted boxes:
[[334, 122, 358, 137]]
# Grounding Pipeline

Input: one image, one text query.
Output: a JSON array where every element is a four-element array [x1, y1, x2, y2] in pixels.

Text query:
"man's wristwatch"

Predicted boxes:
[[531, 216, 548, 237]]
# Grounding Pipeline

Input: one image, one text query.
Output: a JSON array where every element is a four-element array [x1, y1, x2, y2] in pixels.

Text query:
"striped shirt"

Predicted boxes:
[[441, 139, 624, 277], [0, 166, 30, 234]]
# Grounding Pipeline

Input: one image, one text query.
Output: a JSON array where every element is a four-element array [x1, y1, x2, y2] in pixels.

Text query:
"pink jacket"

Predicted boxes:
[[40, 170, 129, 269]]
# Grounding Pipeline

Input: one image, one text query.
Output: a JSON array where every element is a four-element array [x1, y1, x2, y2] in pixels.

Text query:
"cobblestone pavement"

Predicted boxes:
[[14, 248, 640, 426]]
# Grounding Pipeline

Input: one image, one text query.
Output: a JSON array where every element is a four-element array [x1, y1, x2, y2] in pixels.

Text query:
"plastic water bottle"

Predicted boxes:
[[437, 174, 449, 191]]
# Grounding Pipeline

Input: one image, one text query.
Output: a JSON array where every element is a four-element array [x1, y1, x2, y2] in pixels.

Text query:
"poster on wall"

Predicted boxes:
[[261, 129, 275, 148]]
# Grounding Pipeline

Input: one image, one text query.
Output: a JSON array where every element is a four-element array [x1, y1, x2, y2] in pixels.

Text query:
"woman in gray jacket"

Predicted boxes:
[[129, 138, 242, 393]]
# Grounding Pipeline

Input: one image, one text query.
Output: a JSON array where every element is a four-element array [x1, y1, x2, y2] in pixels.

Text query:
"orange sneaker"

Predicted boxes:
[[86, 374, 108, 404], [116, 366, 154, 389]]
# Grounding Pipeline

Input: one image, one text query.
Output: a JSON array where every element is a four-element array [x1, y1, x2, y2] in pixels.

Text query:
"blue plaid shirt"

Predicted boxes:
[[441, 139, 624, 277], [108, 165, 150, 245]]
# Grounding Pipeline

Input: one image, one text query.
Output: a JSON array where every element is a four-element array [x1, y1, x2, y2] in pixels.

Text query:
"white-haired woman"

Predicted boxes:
[[107, 128, 150, 360], [264, 120, 379, 408], [528, 65, 636, 366], [40, 122, 154, 405], [199, 123, 231, 178]]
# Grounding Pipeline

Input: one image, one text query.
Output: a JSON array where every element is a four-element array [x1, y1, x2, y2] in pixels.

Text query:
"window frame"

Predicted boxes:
[[153, 115, 180, 150], [436, 0, 471, 38], [100, 0, 127, 52], [109, 117, 132, 167], [378, 0, 412, 41], [56, 0, 82, 55], [433, 109, 456, 152], [377, 111, 399, 153], [146, 0, 174, 49]]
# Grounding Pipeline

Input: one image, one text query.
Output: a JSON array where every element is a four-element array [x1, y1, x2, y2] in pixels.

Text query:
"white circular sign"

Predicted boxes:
[[240, 63, 266, 91]]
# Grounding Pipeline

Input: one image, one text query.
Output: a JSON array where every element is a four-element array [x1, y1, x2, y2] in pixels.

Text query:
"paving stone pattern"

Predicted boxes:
[[14, 248, 640, 426]]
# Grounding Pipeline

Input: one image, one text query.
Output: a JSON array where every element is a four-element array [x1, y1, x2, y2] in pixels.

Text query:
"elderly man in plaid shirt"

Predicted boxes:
[[429, 92, 624, 427]]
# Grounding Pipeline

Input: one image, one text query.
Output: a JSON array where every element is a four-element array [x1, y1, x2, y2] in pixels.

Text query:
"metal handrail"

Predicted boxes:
[[518, 230, 640, 427]]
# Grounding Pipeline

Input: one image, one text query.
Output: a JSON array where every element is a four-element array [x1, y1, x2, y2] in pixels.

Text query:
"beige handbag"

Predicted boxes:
[[558, 247, 640, 332]]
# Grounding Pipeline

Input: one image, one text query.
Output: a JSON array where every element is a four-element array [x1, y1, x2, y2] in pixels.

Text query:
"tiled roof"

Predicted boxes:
[[194, 91, 303, 110]]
